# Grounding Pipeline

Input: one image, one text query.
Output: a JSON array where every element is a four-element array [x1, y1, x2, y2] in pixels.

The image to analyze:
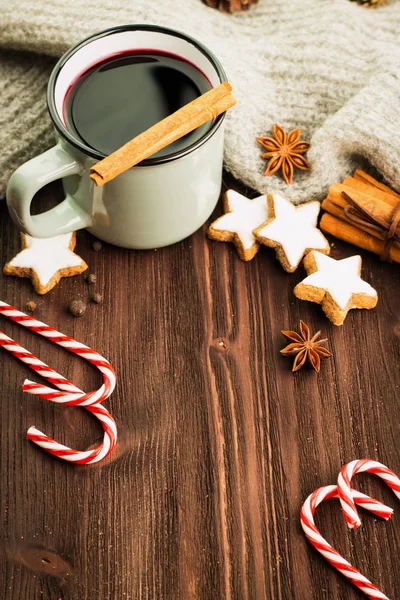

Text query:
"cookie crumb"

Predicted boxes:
[[91, 293, 103, 304], [69, 299, 87, 317], [86, 273, 97, 284], [92, 241, 102, 252], [25, 300, 37, 312]]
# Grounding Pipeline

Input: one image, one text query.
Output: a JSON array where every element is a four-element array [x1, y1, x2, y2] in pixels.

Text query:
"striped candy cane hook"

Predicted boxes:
[[301, 485, 394, 600], [0, 302, 117, 464], [0, 301, 116, 406], [27, 405, 117, 465], [338, 459, 400, 529]]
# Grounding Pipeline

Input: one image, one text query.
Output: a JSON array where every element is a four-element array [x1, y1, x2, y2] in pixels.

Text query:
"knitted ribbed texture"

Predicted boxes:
[[0, 0, 400, 202]]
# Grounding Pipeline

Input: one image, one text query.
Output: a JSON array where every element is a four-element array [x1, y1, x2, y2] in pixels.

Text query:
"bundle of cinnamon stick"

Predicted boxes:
[[320, 170, 400, 264]]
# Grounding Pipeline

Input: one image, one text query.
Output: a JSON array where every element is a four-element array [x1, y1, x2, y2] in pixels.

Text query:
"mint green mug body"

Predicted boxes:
[[6, 25, 227, 249]]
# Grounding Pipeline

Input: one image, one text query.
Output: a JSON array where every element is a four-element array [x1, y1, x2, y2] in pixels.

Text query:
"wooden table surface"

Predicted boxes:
[[0, 177, 399, 600]]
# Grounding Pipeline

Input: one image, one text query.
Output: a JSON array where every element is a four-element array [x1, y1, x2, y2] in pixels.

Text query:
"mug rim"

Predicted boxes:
[[47, 24, 227, 167]]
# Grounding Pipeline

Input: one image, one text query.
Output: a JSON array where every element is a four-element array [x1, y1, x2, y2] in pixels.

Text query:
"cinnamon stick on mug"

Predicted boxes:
[[90, 81, 236, 186]]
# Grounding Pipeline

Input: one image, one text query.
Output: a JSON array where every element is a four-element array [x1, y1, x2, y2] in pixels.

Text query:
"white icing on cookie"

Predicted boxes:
[[300, 252, 377, 309], [212, 190, 268, 250], [7, 233, 84, 286], [256, 193, 328, 268]]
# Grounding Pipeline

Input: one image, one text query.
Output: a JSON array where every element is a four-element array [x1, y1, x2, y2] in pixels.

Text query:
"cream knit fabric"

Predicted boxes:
[[1, 0, 400, 202]]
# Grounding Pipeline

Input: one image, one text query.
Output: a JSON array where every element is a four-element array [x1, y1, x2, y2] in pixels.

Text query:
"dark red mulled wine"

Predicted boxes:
[[63, 50, 213, 159]]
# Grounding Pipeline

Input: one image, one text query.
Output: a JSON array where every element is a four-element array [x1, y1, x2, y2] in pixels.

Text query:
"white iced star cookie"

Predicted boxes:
[[294, 251, 378, 326], [4, 232, 88, 295], [253, 193, 330, 272], [208, 190, 269, 261]]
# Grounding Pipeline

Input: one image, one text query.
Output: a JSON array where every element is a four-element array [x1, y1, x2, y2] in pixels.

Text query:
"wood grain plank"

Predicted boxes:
[[0, 178, 399, 600]]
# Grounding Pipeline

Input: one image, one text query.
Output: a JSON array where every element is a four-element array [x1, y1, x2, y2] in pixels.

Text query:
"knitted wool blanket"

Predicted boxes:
[[1, 0, 400, 202]]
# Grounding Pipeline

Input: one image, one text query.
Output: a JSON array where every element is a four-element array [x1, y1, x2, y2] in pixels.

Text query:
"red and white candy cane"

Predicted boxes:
[[0, 301, 117, 464], [0, 301, 116, 406], [301, 485, 394, 600], [338, 459, 400, 529]]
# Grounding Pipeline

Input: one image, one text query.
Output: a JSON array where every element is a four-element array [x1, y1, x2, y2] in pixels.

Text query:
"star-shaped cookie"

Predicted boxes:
[[208, 190, 269, 260], [294, 251, 378, 326], [4, 232, 88, 295], [253, 193, 330, 272]]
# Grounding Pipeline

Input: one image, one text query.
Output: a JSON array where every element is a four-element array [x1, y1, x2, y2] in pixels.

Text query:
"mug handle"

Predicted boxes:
[[6, 143, 93, 238]]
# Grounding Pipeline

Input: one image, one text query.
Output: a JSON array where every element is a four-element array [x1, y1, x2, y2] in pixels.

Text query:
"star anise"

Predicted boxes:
[[257, 124, 311, 185], [280, 320, 332, 372]]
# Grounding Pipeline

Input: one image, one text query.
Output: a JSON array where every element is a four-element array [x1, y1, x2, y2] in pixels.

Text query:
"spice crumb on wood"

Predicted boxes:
[[25, 300, 37, 312], [68, 299, 87, 317], [86, 273, 97, 284], [91, 293, 103, 304]]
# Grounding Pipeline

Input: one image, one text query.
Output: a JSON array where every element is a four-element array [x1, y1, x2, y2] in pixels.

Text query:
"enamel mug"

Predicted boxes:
[[6, 25, 227, 249]]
